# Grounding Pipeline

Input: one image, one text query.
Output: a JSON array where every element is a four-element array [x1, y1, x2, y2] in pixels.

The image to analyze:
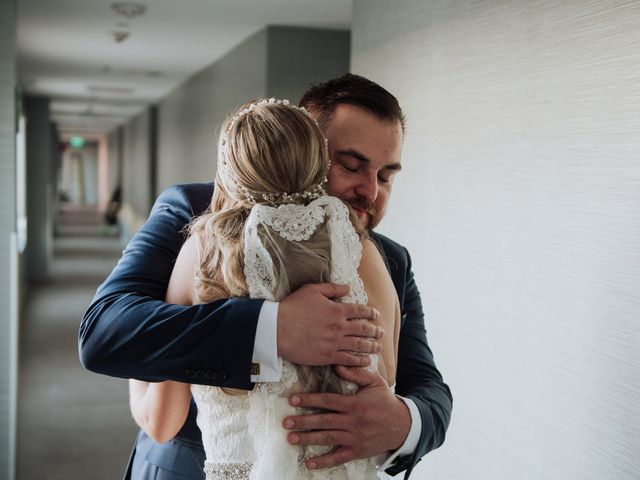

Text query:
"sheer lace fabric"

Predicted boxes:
[[190, 385, 255, 465], [193, 196, 379, 479]]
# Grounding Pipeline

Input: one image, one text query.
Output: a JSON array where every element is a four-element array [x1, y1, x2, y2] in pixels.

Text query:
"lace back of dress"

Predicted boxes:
[[244, 197, 378, 480]]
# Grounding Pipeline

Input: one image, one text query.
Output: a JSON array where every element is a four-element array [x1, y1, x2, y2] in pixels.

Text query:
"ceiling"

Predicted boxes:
[[17, 0, 352, 135]]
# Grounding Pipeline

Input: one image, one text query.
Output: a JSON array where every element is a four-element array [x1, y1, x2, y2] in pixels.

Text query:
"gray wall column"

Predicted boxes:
[[266, 26, 350, 100], [50, 123, 60, 231], [149, 105, 158, 206], [24, 96, 54, 282]]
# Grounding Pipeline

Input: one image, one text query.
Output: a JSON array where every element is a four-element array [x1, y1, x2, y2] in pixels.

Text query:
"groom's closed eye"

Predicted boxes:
[[334, 149, 402, 182]]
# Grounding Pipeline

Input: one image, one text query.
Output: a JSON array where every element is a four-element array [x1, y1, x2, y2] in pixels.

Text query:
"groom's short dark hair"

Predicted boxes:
[[299, 73, 405, 133]]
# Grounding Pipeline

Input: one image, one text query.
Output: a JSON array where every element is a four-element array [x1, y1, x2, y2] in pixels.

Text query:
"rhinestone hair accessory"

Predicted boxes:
[[226, 98, 307, 132], [219, 98, 330, 206]]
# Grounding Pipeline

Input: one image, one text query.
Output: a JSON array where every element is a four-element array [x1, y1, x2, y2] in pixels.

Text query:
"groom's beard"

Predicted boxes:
[[343, 197, 380, 229]]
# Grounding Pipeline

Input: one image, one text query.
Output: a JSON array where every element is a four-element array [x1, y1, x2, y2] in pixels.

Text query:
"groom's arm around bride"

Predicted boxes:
[[79, 74, 452, 479]]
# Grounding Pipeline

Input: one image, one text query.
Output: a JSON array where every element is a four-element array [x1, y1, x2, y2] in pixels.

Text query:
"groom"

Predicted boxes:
[[79, 74, 452, 479]]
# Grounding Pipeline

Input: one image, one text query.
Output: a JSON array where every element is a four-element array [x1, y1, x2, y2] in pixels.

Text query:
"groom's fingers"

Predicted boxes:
[[343, 317, 384, 339], [332, 351, 372, 367], [285, 427, 363, 469], [284, 372, 410, 470], [342, 302, 380, 322], [283, 411, 349, 431], [287, 429, 353, 448], [303, 446, 357, 471], [288, 392, 350, 412], [337, 336, 381, 355]]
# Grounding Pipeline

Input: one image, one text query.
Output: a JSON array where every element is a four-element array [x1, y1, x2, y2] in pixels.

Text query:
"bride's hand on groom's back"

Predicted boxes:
[[282, 366, 411, 470], [277, 283, 383, 367]]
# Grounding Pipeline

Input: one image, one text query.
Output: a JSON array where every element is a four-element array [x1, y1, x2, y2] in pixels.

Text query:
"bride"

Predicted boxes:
[[129, 98, 400, 479]]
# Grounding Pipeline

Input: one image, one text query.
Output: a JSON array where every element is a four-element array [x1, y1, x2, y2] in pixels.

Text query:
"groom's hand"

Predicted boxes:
[[283, 366, 411, 470], [277, 283, 383, 367]]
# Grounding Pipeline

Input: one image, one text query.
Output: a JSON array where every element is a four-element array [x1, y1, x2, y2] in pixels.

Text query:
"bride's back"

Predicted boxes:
[[187, 99, 381, 480]]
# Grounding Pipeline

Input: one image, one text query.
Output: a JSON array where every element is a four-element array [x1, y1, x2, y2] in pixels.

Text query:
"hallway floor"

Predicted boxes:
[[17, 205, 138, 480]]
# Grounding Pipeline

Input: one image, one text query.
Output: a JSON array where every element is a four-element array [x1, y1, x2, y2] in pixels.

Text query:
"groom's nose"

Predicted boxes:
[[354, 172, 378, 204]]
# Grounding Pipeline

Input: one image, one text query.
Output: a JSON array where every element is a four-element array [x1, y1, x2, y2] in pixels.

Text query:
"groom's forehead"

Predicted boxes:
[[324, 107, 403, 153], [327, 106, 398, 132]]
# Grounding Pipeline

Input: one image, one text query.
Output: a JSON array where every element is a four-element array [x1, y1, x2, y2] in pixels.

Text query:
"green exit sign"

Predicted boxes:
[[69, 136, 85, 148]]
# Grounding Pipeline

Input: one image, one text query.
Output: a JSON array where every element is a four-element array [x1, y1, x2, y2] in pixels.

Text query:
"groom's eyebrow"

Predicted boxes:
[[336, 149, 402, 171]]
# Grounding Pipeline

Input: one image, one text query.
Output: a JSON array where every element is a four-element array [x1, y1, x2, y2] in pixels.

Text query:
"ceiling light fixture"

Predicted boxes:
[[110, 2, 146, 19], [88, 85, 135, 95]]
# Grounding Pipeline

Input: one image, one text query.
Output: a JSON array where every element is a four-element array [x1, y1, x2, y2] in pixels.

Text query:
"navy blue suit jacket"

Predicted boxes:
[[79, 183, 452, 479]]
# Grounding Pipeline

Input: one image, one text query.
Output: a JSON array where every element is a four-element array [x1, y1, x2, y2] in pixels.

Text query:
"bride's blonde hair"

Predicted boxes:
[[190, 99, 331, 300], [189, 99, 364, 396]]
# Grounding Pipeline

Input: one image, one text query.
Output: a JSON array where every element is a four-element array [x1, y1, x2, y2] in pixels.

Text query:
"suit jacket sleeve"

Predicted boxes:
[[376, 240, 453, 478], [78, 183, 263, 390]]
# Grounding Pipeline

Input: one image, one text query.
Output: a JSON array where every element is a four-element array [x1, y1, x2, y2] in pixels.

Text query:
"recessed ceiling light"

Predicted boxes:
[[88, 85, 135, 95], [110, 2, 146, 19]]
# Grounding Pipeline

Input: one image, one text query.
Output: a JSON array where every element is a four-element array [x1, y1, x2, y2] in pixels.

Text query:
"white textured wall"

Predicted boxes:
[[352, 1, 640, 479]]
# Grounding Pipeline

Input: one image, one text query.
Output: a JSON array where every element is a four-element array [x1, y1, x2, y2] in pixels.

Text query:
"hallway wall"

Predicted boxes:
[[352, 1, 640, 479], [120, 26, 348, 237], [155, 26, 349, 194], [119, 109, 152, 236], [266, 27, 350, 102], [122, 109, 152, 227], [156, 28, 268, 192], [106, 128, 122, 200], [0, 1, 17, 477]]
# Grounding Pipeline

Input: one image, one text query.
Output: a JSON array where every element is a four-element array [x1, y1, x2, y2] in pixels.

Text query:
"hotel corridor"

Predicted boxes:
[[17, 205, 137, 480]]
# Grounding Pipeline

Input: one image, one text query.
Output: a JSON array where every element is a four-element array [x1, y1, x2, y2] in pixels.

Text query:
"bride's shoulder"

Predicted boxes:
[[359, 238, 390, 281], [367, 231, 411, 273], [166, 235, 200, 306]]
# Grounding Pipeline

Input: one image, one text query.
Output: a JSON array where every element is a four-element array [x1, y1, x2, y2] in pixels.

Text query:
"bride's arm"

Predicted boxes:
[[358, 238, 401, 386], [129, 379, 191, 443], [128, 236, 200, 443]]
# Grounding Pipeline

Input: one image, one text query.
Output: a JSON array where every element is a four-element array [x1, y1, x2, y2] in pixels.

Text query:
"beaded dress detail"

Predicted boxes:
[[192, 196, 379, 480]]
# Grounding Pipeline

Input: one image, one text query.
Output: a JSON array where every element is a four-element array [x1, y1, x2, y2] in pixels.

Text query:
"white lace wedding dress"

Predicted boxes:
[[191, 196, 381, 480]]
